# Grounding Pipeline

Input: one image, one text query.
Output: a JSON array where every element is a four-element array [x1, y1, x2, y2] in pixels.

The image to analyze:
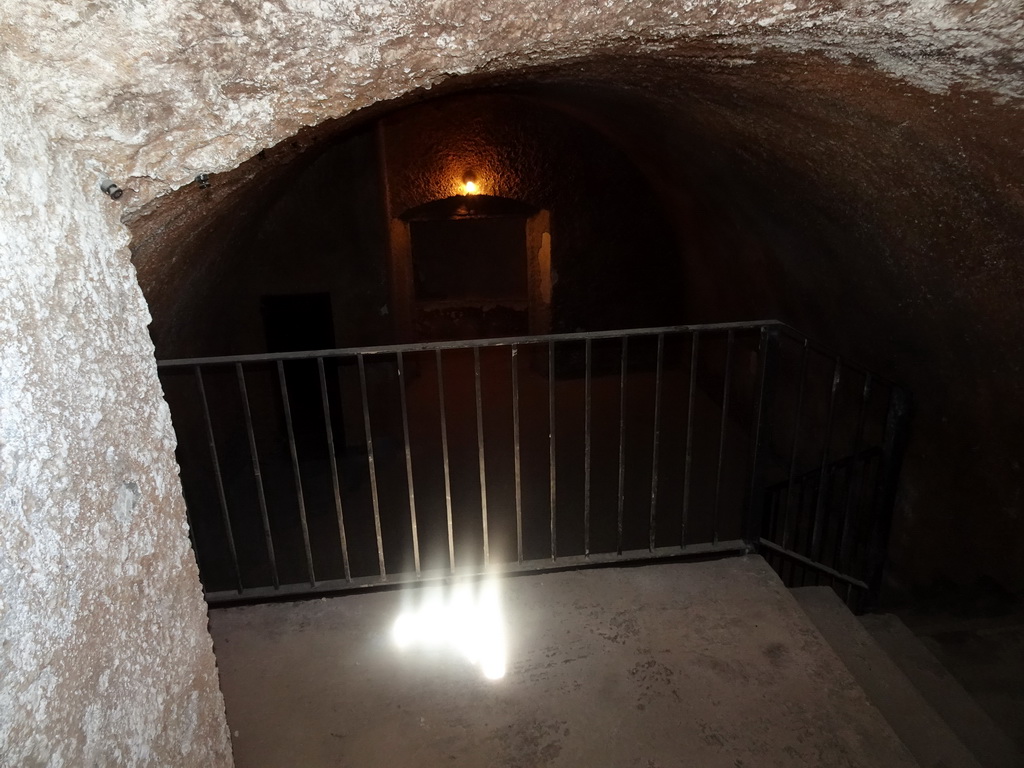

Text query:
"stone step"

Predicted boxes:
[[859, 613, 1021, 768], [792, 586, 982, 768]]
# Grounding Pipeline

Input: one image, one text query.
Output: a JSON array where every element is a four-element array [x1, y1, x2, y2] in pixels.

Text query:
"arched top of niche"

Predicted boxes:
[[399, 194, 539, 222]]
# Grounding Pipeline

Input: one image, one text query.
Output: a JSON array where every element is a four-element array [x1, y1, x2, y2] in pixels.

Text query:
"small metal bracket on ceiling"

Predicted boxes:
[[195, 173, 211, 189], [100, 179, 123, 200]]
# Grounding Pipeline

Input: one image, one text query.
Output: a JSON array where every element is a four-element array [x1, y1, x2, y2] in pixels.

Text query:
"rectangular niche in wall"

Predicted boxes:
[[410, 217, 528, 301], [389, 199, 551, 342]]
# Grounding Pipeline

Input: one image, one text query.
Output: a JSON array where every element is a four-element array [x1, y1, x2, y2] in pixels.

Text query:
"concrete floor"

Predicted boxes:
[[209, 555, 917, 768]]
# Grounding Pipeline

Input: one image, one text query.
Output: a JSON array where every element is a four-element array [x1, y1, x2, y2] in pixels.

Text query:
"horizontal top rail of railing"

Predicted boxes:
[[157, 320, 776, 368], [158, 319, 898, 388]]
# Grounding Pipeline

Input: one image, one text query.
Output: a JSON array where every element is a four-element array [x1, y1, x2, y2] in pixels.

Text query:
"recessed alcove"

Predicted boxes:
[[397, 194, 550, 340]]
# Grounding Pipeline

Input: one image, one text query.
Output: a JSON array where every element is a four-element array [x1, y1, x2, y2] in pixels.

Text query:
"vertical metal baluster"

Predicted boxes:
[[436, 349, 456, 573], [277, 360, 316, 586], [768, 486, 780, 543], [795, 480, 809, 581], [584, 338, 592, 558], [682, 331, 699, 548], [511, 345, 523, 564], [548, 340, 557, 561], [357, 355, 386, 579], [810, 357, 842, 561], [712, 330, 735, 546], [396, 352, 420, 577], [780, 529, 792, 585], [616, 336, 629, 555], [865, 386, 911, 611], [195, 366, 242, 593], [793, 477, 808, 556], [473, 347, 490, 567], [783, 340, 810, 549], [835, 372, 871, 575], [236, 363, 278, 589], [744, 327, 778, 548], [317, 357, 350, 582], [648, 334, 665, 552]]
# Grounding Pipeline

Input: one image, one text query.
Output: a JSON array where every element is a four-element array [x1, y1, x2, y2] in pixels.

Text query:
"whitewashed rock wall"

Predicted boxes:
[[0, 85, 232, 764], [1, 0, 1020, 764], [12, 0, 1024, 212]]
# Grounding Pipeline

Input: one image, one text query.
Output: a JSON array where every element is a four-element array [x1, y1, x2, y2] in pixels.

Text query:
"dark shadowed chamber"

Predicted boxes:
[[137, 86, 910, 610]]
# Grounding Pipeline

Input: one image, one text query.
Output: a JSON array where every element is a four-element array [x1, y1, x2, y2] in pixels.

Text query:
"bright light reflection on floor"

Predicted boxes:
[[391, 577, 507, 680]]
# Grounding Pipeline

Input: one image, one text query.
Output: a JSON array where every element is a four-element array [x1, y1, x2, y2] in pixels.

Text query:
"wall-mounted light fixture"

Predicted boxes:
[[460, 170, 479, 196]]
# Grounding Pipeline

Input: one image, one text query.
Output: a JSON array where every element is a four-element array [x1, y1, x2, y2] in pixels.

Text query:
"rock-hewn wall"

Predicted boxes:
[[1, 0, 1021, 762], [0, 82, 232, 764], [519, 58, 1024, 592]]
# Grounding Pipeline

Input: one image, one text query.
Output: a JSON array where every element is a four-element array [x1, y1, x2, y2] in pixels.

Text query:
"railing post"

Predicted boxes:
[[863, 385, 912, 612], [745, 327, 780, 548]]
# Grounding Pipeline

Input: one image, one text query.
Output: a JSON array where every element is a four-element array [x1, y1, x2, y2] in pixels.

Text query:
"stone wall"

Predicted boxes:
[[519, 57, 1024, 592], [1, 0, 1022, 762], [0, 76, 232, 764]]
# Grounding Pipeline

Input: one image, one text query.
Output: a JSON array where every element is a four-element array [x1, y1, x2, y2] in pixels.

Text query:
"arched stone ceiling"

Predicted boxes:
[[12, 0, 1024, 591], [10, 0, 1020, 203]]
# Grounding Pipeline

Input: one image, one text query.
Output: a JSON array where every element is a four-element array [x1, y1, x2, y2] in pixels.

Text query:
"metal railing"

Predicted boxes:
[[157, 320, 909, 609]]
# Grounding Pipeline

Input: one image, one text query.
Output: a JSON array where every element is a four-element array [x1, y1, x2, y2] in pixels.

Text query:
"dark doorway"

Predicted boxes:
[[262, 293, 336, 353], [261, 293, 344, 452]]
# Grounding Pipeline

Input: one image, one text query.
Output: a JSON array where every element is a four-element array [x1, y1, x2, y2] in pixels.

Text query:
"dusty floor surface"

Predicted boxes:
[[209, 555, 916, 768]]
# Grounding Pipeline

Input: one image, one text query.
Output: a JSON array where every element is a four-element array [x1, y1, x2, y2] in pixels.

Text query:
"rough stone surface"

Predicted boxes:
[[0, 129, 233, 763], [2, 0, 1023, 762], [12, 0, 1023, 211], [209, 557, 919, 767], [1, 9, 232, 764]]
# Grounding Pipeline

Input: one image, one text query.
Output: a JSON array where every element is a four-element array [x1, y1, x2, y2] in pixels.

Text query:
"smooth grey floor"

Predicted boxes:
[[209, 556, 917, 768]]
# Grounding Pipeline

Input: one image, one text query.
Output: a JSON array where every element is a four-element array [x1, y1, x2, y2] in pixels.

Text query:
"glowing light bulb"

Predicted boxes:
[[461, 171, 479, 196]]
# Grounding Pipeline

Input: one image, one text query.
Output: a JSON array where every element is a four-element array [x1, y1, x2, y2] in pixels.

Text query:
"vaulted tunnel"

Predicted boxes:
[[128, 53, 1024, 598], [6, 0, 1024, 761]]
